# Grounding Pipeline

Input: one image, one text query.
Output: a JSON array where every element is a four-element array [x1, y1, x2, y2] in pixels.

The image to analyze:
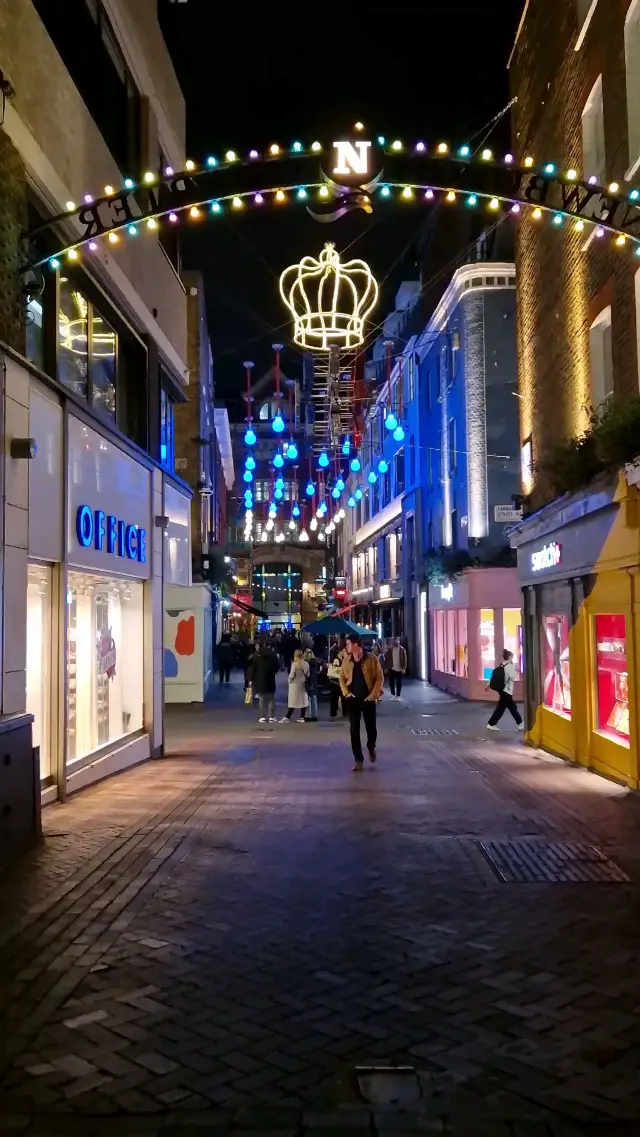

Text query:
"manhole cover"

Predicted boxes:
[[412, 728, 458, 736], [479, 839, 630, 882]]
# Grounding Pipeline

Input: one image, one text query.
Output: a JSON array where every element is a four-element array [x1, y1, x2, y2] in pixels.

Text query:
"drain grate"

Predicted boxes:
[[412, 728, 458, 736], [479, 839, 630, 883]]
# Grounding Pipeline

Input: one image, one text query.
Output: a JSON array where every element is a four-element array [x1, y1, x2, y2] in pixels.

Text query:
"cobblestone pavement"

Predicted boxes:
[[1, 678, 640, 1136]]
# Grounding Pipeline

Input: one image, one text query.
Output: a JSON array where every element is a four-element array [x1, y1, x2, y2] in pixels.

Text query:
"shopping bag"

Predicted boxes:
[[244, 685, 253, 705]]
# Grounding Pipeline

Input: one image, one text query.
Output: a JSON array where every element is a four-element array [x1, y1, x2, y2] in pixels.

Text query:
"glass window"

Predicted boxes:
[[434, 610, 445, 672], [541, 613, 572, 718], [160, 386, 175, 470], [394, 449, 405, 495], [582, 74, 605, 182], [594, 614, 630, 744], [456, 609, 468, 677], [479, 608, 495, 681], [445, 609, 456, 674], [58, 279, 89, 398], [503, 608, 523, 676], [66, 571, 144, 765], [90, 310, 117, 420], [408, 354, 415, 402], [26, 564, 53, 783]]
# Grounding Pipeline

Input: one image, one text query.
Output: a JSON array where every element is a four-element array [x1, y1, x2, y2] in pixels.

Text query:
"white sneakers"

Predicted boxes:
[[486, 724, 500, 731], [258, 717, 267, 723], [279, 716, 290, 723]]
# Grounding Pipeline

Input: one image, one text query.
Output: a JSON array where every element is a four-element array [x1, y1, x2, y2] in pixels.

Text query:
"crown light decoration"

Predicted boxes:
[[279, 243, 379, 351]]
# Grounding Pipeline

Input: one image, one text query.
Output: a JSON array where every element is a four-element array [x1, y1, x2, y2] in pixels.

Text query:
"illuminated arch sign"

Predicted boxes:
[[76, 504, 147, 563], [25, 134, 640, 267]]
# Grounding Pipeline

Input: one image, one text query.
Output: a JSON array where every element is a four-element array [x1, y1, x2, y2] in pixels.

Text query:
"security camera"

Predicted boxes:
[[20, 267, 45, 301]]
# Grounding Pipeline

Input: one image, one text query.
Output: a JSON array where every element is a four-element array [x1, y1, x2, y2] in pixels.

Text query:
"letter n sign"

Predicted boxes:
[[333, 140, 371, 177]]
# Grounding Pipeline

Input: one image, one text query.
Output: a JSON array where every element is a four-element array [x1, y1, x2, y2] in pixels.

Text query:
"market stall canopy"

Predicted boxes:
[[301, 615, 375, 638]]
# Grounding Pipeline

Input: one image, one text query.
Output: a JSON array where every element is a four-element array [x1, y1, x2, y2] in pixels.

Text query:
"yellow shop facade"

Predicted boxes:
[[510, 468, 640, 790]]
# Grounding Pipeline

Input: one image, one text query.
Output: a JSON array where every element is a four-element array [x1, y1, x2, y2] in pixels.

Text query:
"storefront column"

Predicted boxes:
[[147, 467, 163, 757]]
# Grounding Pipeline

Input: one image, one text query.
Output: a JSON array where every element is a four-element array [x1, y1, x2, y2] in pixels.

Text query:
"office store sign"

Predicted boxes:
[[531, 541, 562, 573], [76, 505, 146, 564]]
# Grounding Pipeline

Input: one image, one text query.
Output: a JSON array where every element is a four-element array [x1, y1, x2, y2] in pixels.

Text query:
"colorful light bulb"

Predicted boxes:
[[287, 441, 298, 459], [355, 487, 363, 501], [318, 451, 329, 468], [292, 504, 301, 518], [245, 455, 256, 470], [378, 458, 389, 473], [348, 496, 356, 508], [272, 411, 285, 434], [385, 411, 398, 431], [350, 457, 361, 472], [243, 470, 253, 483], [342, 439, 351, 455], [306, 480, 315, 496], [273, 452, 284, 468], [332, 487, 341, 499], [244, 427, 257, 446], [393, 424, 405, 442], [336, 476, 345, 492], [368, 470, 377, 484]]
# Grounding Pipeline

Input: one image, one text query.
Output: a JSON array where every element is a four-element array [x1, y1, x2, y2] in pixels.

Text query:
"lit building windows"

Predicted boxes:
[[581, 74, 606, 182], [589, 306, 613, 408], [625, 0, 640, 176], [541, 613, 572, 718]]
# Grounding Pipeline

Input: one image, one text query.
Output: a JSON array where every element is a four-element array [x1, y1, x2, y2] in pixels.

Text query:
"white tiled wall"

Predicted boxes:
[[2, 356, 30, 714]]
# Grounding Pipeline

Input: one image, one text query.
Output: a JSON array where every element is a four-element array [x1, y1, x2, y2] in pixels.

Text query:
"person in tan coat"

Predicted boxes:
[[339, 633, 384, 770]]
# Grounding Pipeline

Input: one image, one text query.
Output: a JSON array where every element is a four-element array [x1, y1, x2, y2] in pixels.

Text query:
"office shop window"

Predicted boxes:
[[58, 277, 117, 421], [32, 0, 142, 176]]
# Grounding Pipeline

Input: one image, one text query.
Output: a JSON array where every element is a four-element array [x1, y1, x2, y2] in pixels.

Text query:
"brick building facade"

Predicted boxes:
[[508, 0, 640, 790], [510, 0, 640, 501]]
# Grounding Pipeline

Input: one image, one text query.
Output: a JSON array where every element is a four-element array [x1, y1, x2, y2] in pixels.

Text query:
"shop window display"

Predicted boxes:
[[503, 608, 523, 675], [594, 614, 630, 744], [66, 571, 144, 765], [445, 609, 456, 674], [434, 610, 445, 672], [26, 564, 53, 783], [541, 613, 572, 718], [456, 609, 468, 677], [479, 608, 495, 680]]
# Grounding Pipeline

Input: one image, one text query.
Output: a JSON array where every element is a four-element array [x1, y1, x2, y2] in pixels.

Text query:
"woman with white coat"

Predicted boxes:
[[281, 649, 310, 722]]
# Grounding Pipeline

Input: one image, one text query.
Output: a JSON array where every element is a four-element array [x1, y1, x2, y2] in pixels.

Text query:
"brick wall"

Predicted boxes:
[[510, 0, 639, 502], [0, 132, 27, 353]]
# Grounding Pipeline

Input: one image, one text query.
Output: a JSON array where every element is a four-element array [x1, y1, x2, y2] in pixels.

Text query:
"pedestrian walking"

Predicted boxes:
[[303, 648, 320, 721], [281, 649, 309, 722], [486, 649, 524, 731], [246, 641, 280, 723], [384, 637, 407, 699], [327, 644, 347, 718], [339, 633, 384, 770], [217, 633, 233, 685]]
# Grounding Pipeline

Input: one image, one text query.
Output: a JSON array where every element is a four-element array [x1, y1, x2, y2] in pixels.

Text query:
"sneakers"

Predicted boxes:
[[368, 748, 377, 764], [268, 717, 278, 723], [258, 717, 267, 723], [486, 724, 500, 731], [352, 761, 364, 772], [295, 718, 307, 724], [279, 716, 291, 723], [517, 723, 525, 731]]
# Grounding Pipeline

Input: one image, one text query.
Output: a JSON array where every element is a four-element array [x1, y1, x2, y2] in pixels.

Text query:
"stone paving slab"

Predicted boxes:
[[1, 679, 639, 1135]]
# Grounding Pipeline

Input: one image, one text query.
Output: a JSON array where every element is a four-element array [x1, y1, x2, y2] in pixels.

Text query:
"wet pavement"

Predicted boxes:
[[0, 675, 639, 1136]]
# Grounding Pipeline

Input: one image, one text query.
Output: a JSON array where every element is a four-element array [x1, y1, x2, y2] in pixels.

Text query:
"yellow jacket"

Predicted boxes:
[[339, 652, 384, 701]]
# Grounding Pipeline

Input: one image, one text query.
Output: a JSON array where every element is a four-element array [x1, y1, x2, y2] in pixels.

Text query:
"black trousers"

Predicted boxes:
[[388, 670, 403, 696], [329, 682, 346, 718], [347, 697, 377, 762], [488, 692, 523, 726], [219, 664, 231, 683]]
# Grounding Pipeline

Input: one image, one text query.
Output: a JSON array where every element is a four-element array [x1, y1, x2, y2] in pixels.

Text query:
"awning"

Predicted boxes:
[[230, 596, 267, 618]]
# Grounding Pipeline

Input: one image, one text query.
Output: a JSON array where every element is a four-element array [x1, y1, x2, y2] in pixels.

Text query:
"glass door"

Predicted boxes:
[[26, 564, 53, 783]]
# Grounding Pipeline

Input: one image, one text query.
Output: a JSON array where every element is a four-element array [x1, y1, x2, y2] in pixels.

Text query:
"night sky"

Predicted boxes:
[[158, 0, 523, 403]]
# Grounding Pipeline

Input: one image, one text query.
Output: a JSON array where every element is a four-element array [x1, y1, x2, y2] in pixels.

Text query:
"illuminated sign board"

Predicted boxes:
[[76, 505, 147, 563], [440, 583, 454, 601], [531, 541, 562, 573]]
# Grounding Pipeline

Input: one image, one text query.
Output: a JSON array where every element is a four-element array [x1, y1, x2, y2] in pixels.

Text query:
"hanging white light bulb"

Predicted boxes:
[[266, 518, 275, 531], [299, 527, 309, 542], [288, 519, 296, 530], [261, 531, 268, 542], [310, 516, 318, 531]]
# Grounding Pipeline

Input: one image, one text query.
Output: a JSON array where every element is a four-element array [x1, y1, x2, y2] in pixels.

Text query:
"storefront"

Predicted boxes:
[[22, 373, 188, 801], [511, 474, 640, 789], [428, 567, 523, 701]]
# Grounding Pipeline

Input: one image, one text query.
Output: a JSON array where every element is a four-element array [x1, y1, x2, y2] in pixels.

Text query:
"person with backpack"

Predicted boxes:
[[486, 649, 524, 730]]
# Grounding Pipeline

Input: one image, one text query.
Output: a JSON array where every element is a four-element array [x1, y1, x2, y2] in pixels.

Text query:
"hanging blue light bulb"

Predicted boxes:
[[287, 441, 298, 460], [272, 410, 285, 434], [244, 426, 257, 446], [320, 501, 328, 515], [385, 410, 398, 431], [243, 470, 253, 483], [378, 458, 389, 474], [348, 495, 356, 508], [355, 486, 363, 500], [305, 480, 315, 496], [368, 470, 377, 484], [336, 476, 345, 492], [332, 486, 341, 499], [393, 424, 405, 442], [292, 503, 301, 518], [275, 488, 283, 500], [318, 451, 329, 468], [342, 438, 351, 456], [273, 452, 284, 468], [245, 455, 256, 470], [350, 456, 361, 472], [275, 476, 284, 489]]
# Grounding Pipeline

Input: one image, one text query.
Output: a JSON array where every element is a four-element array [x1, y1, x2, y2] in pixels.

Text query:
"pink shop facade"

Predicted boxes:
[[429, 567, 523, 702]]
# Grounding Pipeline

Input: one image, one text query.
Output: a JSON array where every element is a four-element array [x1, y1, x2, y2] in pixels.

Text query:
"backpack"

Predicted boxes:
[[489, 664, 505, 692]]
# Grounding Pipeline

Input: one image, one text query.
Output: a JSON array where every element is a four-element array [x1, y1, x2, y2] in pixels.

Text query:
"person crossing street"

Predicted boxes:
[[486, 649, 524, 731], [384, 637, 407, 699], [339, 633, 384, 770]]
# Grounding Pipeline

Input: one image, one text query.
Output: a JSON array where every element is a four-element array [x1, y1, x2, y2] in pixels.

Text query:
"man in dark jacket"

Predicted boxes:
[[217, 633, 233, 684], [247, 642, 280, 722]]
